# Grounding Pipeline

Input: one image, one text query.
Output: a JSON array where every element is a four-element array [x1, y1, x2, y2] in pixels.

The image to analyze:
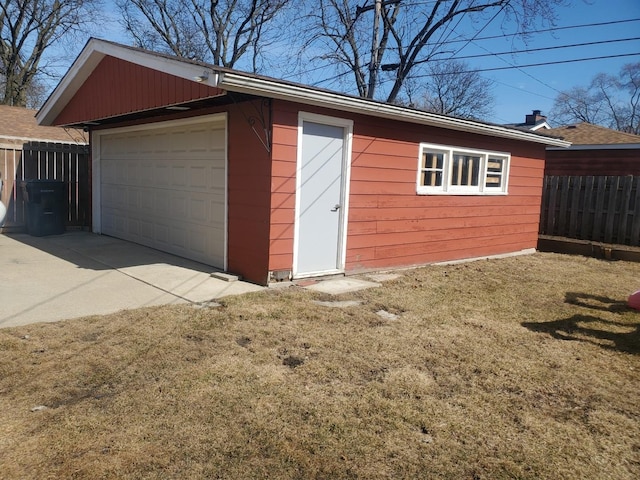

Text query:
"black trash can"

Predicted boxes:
[[21, 180, 66, 236]]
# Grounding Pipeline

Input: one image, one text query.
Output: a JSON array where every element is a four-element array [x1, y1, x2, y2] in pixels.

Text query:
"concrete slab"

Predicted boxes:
[[313, 300, 363, 308], [0, 232, 263, 328], [304, 277, 381, 295], [366, 273, 402, 282], [376, 309, 399, 320]]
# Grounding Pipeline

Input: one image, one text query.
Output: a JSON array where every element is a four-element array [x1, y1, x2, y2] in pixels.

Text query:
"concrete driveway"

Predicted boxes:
[[0, 232, 263, 328]]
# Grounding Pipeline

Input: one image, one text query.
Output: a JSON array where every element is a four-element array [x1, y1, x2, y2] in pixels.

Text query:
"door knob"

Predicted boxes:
[[331, 204, 341, 212]]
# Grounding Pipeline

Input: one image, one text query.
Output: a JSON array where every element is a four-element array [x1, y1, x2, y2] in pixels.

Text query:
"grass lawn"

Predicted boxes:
[[1, 252, 639, 479]]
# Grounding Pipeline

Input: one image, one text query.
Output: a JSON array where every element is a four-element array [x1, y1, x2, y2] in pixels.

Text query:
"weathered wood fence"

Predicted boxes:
[[540, 175, 640, 247], [0, 140, 90, 231]]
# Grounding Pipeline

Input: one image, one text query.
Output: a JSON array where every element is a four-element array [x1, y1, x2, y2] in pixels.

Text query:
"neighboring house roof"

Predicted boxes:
[[506, 119, 551, 131], [545, 122, 640, 148], [37, 38, 570, 148], [0, 105, 86, 143], [504, 110, 551, 132]]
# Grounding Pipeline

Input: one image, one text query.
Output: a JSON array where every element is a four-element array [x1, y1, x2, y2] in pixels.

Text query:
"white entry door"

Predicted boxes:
[[294, 114, 352, 277]]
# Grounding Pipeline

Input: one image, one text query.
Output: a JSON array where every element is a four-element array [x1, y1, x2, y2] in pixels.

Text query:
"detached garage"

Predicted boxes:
[[37, 39, 569, 285]]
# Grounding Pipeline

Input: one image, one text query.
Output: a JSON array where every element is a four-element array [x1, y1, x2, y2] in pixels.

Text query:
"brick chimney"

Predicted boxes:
[[525, 109, 546, 125]]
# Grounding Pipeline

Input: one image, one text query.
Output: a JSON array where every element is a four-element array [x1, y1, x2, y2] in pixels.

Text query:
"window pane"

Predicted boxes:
[[424, 152, 444, 170], [486, 157, 505, 188], [486, 174, 502, 187], [452, 153, 480, 186], [421, 152, 444, 187], [487, 158, 503, 172], [422, 170, 443, 186]]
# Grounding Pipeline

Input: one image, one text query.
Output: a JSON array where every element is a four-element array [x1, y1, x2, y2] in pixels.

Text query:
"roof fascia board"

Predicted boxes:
[[530, 121, 551, 131], [547, 143, 640, 151], [218, 72, 571, 148], [37, 39, 219, 126]]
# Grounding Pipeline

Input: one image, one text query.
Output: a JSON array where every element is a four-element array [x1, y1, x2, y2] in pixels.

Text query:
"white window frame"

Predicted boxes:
[[416, 142, 510, 195]]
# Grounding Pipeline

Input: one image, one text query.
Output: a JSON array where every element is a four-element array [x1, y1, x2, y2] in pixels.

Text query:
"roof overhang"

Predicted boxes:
[[38, 39, 570, 148], [217, 71, 570, 147], [547, 143, 640, 151]]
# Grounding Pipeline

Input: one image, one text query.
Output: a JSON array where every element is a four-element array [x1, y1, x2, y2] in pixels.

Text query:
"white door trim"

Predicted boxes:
[[91, 113, 228, 270], [293, 111, 353, 278]]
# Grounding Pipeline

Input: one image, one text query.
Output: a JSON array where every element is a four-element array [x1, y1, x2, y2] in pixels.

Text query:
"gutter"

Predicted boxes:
[[547, 143, 640, 151], [217, 72, 571, 148]]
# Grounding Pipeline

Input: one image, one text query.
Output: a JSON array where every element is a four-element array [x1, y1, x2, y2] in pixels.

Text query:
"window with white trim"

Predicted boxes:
[[417, 143, 510, 195]]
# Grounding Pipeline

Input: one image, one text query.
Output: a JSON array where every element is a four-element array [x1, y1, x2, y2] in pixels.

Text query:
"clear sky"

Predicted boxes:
[[57, 0, 640, 126], [465, 0, 640, 125]]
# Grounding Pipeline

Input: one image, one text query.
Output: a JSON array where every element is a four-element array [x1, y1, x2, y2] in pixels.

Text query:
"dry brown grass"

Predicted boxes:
[[1, 252, 639, 479]]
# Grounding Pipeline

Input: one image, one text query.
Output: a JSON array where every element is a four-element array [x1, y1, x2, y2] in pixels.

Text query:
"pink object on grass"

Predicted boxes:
[[629, 290, 640, 311]]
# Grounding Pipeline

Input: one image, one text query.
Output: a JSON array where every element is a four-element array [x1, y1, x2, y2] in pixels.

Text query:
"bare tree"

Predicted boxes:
[[0, 0, 99, 107], [304, 0, 567, 103], [414, 60, 493, 119], [117, 0, 290, 71], [550, 86, 605, 126], [551, 63, 640, 134]]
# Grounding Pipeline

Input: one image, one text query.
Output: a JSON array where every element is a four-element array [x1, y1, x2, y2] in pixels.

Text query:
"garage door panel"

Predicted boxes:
[[156, 165, 170, 186], [100, 117, 226, 268], [171, 196, 187, 218], [126, 190, 138, 209], [190, 168, 208, 189], [212, 166, 225, 190], [172, 165, 187, 187]]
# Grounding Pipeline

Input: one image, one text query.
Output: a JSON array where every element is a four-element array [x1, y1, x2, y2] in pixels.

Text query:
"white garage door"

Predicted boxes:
[[98, 115, 226, 269]]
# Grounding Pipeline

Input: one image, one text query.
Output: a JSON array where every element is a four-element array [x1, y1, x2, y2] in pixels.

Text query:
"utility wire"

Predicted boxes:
[[299, 14, 640, 87], [309, 52, 640, 89], [295, 12, 640, 103], [376, 18, 640, 53], [425, 18, 640, 47], [448, 37, 640, 62], [417, 52, 640, 76]]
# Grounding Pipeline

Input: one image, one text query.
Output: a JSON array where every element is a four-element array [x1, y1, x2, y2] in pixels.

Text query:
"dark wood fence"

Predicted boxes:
[[0, 140, 90, 231], [540, 175, 640, 247]]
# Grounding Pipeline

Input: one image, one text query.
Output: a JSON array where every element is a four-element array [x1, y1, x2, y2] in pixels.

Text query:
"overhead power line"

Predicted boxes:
[[421, 53, 640, 76], [431, 18, 640, 46], [382, 37, 640, 69], [449, 37, 640, 62], [297, 15, 640, 102]]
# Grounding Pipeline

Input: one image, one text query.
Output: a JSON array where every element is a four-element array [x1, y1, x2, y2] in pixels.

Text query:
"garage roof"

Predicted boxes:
[[37, 38, 570, 148]]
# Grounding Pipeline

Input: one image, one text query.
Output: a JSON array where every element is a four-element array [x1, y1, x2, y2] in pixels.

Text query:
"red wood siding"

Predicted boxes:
[[54, 56, 223, 126], [268, 104, 298, 272], [270, 100, 546, 274], [226, 101, 272, 284], [545, 148, 640, 176]]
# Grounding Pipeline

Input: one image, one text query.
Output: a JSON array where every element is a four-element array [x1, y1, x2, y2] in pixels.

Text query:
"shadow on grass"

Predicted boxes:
[[522, 314, 640, 355], [564, 292, 629, 313]]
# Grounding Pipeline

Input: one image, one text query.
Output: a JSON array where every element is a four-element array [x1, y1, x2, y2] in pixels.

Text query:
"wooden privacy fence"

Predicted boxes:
[[0, 141, 90, 231], [540, 175, 640, 247]]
